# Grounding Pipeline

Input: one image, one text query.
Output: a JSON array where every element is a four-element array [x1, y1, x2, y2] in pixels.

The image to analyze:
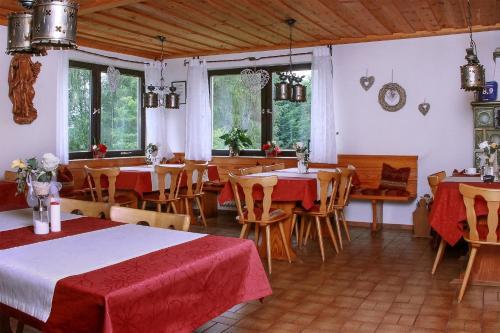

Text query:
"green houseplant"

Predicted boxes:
[[219, 127, 252, 156]]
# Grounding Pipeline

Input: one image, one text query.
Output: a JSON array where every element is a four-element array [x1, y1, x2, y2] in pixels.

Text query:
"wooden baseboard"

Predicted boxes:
[[347, 220, 413, 231]]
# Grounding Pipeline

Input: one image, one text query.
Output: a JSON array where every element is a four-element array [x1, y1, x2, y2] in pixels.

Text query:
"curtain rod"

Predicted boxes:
[[75, 49, 149, 65], [183, 51, 313, 66]]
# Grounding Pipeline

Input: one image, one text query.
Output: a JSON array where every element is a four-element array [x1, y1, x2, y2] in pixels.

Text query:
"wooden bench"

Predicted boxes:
[[336, 154, 418, 232]]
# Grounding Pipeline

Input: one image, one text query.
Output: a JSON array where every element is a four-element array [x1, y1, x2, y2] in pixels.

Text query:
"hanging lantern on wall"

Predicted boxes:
[[143, 86, 159, 108], [31, 0, 79, 50], [460, 0, 485, 91], [7, 12, 45, 55], [165, 86, 180, 109], [274, 19, 306, 103]]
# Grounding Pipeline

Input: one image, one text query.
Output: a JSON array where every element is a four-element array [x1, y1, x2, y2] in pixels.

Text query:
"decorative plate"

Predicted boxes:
[[378, 83, 406, 112]]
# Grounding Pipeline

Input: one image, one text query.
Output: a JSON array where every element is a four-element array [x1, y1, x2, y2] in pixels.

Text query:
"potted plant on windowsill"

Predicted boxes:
[[219, 127, 252, 157]]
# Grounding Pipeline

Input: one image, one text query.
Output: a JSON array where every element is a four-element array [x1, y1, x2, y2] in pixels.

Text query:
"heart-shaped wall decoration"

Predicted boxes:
[[418, 102, 430, 116], [240, 68, 270, 92], [360, 76, 375, 91]]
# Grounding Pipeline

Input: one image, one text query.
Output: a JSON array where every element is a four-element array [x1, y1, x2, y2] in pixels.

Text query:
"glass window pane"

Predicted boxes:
[[100, 73, 141, 151], [211, 74, 261, 150], [272, 70, 311, 150], [68, 67, 92, 153]]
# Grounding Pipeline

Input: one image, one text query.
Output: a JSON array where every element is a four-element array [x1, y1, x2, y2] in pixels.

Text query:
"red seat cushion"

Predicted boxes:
[[379, 163, 410, 191]]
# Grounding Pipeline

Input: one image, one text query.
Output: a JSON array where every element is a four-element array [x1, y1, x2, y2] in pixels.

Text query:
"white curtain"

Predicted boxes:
[[185, 59, 212, 161], [144, 61, 174, 160], [310, 46, 337, 164], [56, 51, 69, 164]]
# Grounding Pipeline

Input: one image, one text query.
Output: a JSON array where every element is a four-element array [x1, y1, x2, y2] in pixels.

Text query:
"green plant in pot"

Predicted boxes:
[[219, 127, 252, 157]]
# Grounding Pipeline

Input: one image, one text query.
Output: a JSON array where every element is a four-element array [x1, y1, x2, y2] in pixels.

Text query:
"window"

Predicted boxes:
[[210, 64, 311, 155], [68, 61, 145, 159]]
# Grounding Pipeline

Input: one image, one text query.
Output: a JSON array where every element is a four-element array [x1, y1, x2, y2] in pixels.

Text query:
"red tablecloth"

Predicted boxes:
[[218, 177, 318, 210], [429, 181, 500, 246], [0, 217, 271, 333], [0, 181, 28, 212]]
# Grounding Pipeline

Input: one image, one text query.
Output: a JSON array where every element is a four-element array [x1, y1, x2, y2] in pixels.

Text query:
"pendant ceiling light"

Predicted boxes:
[[274, 18, 306, 103], [143, 36, 180, 109], [6, 0, 78, 55], [460, 0, 485, 91]]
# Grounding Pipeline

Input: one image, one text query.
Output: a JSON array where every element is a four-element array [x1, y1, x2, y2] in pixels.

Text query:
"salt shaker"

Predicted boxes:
[[50, 201, 61, 232]]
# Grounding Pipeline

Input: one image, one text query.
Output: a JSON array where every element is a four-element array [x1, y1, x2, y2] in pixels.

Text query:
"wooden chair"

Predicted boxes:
[[60, 198, 111, 219], [110, 206, 190, 231], [332, 166, 355, 249], [84, 166, 135, 206], [429, 171, 448, 275], [457, 184, 500, 302], [292, 170, 341, 262], [229, 173, 291, 274], [262, 163, 285, 172], [428, 170, 446, 197], [179, 162, 208, 226], [141, 165, 183, 213], [240, 165, 263, 175], [4, 170, 17, 182]]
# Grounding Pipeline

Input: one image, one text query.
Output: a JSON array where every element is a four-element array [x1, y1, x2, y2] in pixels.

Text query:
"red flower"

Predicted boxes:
[[262, 143, 271, 150], [98, 144, 107, 153]]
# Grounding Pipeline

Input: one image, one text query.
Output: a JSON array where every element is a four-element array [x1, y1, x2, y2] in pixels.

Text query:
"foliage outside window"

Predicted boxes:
[[68, 61, 145, 159], [210, 64, 311, 156]]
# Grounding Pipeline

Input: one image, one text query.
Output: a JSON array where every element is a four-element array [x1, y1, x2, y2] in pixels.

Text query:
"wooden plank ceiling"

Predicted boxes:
[[0, 0, 499, 59]]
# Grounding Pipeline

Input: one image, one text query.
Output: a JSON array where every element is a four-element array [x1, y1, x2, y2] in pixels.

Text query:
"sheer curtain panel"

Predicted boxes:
[[56, 51, 69, 164], [310, 46, 337, 164], [185, 60, 212, 161]]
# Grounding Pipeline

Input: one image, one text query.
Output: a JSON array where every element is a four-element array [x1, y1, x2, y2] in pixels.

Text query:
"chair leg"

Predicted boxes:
[[303, 217, 312, 246], [195, 197, 207, 227], [291, 214, 298, 247], [326, 216, 339, 254], [340, 210, 351, 242], [278, 222, 292, 263], [184, 198, 189, 214], [170, 201, 178, 214], [265, 225, 272, 274], [298, 216, 305, 247], [432, 239, 447, 275], [156, 203, 162, 212], [240, 223, 249, 239], [315, 216, 326, 262], [16, 321, 24, 333], [334, 210, 343, 250], [254, 224, 260, 247], [141, 201, 147, 210], [458, 246, 479, 302]]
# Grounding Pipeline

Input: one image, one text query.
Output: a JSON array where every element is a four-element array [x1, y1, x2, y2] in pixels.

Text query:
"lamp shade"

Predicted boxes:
[[143, 91, 159, 108], [275, 81, 291, 101], [460, 47, 486, 91], [7, 12, 33, 54], [165, 92, 179, 109], [292, 83, 306, 102], [31, 0, 78, 50]]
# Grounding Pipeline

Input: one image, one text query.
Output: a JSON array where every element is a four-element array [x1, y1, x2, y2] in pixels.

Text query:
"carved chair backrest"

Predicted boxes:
[[229, 173, 278, 222], [428, 171, 446, 197], [240, 165, 263, 175], [60, 198, 111, 219], [155, 165, 183, 201], [459, 183, 500, 244], [262, 163, 285, 172], [336, 166, 355, 207], [317, 170, 341, 214], [110, 206, 190, 231], [84, 166, 120, 203], [184, 161, 208, 196]]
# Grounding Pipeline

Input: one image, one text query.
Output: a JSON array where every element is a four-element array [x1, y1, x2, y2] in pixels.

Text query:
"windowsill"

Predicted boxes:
[[212, 155, 298, 159], [70, 156, 145, 162]]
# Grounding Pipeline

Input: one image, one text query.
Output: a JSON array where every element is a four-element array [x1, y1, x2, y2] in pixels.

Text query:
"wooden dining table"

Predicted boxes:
[[429, 176, 500, 285], [218, 168, 336, 260], [0, 208, 271, 333]]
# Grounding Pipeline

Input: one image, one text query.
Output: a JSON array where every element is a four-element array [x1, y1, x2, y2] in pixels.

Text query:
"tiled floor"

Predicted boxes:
[[191, 214, 500, 333], [14, 213, 500, 333]]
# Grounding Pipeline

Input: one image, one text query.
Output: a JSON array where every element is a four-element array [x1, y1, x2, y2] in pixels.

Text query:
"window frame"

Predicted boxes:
[[68, 60, 146, 160], [209, 63, 311, 157]]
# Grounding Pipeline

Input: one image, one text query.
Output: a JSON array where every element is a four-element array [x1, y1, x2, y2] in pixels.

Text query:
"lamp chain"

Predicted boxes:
[[288, 21, 293, 79]]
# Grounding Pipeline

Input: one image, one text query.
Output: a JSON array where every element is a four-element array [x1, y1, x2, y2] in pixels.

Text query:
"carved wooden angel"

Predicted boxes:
[[8, 54, 41, 125]]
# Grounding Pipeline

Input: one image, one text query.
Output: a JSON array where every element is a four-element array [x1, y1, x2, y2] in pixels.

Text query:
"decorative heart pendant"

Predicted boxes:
[[240, 68, 270, 92], [418, 102, 430, 116], [360, 76, 375, 91]]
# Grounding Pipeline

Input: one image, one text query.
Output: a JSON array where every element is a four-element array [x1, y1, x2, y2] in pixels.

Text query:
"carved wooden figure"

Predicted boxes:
[[8, 54, 41, 125]]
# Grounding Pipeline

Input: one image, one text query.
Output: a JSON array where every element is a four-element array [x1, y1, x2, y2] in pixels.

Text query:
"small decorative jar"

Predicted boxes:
[[33, 198, 49, 235]]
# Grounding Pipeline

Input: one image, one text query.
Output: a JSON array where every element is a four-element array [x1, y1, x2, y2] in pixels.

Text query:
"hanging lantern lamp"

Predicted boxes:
[[460, 0, 485, 91]]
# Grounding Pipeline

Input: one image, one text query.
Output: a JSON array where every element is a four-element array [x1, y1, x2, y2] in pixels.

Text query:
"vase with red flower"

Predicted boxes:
[[92, 143, 108, 159]]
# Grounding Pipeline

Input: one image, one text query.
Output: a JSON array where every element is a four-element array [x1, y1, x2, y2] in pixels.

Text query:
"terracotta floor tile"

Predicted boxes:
[[414, 314, 449, 330], [376, 324, 412, 333]]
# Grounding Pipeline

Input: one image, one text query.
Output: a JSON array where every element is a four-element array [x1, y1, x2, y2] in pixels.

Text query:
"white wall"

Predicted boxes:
[[0, 24, 148, 173], [161, 30, 500, 225]]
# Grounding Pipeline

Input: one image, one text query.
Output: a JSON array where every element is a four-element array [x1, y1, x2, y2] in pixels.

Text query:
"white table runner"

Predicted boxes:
[[120, 164, 208, 191], [0, 208, 81, 232], [0, 224, 206, 322]]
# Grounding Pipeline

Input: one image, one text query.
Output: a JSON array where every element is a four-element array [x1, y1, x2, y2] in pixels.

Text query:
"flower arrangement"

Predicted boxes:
[[145, 143, 159, 165], [12, 153, 60, 195], [219, 127, 253, 157], [293, 141, 310, 162], [92, 143, 108, 159], [262, 141, 281, 157], [478, 140, 498, 166]]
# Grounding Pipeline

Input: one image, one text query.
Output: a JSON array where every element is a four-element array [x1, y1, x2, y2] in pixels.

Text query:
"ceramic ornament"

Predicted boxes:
[[418, 99, 430, 116], [360, 69, 375, 91]]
